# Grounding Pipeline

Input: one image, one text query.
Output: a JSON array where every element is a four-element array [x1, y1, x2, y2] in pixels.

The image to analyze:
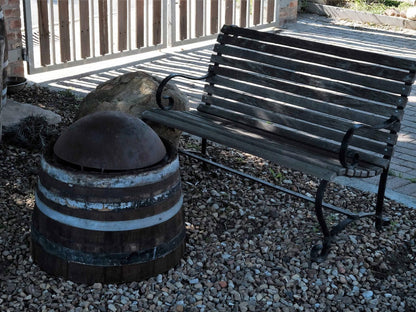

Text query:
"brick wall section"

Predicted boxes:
[[1, 0, 24, 77], [280, 0, 298, 25]]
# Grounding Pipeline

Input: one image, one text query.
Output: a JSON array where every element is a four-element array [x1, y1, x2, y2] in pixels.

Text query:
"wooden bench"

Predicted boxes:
[[143, 25, 416, 261]]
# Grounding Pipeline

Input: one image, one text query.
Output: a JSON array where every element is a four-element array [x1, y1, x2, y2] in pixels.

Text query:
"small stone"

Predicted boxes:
[[362, 290, 374, 300], [108, 304, 117, 312], [189, 278, 199, 284], [176, 305, 184, 312], [92, 283, 103, 289], [218, 281, 227, 288]]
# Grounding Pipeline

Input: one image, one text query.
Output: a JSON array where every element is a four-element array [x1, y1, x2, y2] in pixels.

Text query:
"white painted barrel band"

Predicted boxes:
[[35, 193, 183, 231], [37, 180, 176, 211], [41, 156, 179, 188]]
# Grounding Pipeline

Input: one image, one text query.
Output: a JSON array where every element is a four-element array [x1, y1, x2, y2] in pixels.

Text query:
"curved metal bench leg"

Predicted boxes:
[[311, 180, 332, 262], [375, 168, 391, 231]]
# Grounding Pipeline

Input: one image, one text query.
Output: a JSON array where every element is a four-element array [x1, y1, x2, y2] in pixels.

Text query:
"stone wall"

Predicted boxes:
[[0, 0, 24, 77]]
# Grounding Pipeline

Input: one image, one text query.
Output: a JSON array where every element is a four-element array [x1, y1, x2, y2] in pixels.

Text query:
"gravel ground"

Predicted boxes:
[[1, 86, 416, 312]]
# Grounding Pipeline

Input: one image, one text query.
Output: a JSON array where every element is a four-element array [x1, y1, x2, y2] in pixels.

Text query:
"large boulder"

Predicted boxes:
[[77, 71, 189, 147]]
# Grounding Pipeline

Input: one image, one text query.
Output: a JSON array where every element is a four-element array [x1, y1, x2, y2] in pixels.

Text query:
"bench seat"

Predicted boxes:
[[142, 24, 416, 261], [144, 108, 386, 180]]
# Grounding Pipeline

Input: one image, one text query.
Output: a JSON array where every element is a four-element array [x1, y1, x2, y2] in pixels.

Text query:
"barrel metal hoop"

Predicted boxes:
[[35, 193, 183, 231], [31, 225, 186, 266], [36, 180, 181, 211], [41, 156, 180, 188]]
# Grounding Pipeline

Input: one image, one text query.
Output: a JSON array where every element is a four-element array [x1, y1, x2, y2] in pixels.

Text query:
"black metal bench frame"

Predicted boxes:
[[143, 25, 416, 262]]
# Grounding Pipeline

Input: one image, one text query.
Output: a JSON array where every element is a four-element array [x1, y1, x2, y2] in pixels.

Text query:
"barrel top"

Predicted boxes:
[[54, 111, 167, 171]]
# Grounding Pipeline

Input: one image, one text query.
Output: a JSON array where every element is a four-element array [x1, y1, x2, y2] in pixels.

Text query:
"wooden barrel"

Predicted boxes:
[[31, 143, 185, 284], [0, 8, 7, 106], [0, 8, 7, 142]]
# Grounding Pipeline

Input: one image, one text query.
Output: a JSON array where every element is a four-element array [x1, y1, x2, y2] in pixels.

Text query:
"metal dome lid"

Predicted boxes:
[[53, 111, 167, 171]]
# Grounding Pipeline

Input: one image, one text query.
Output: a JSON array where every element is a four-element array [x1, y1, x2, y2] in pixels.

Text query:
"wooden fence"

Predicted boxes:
[[24, 0, 280, 74]]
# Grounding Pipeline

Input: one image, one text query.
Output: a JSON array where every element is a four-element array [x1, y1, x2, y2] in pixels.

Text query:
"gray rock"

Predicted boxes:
[[77, 71, 189, 147], [1, 99, 62, 142]]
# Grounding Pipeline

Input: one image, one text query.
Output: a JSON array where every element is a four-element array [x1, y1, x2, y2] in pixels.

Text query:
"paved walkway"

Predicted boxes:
[[27, 13, 416, 207]]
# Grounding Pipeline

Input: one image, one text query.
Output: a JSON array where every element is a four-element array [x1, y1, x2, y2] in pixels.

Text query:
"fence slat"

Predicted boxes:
[[225, 0, 233, 25], [153, 0, 162, 45], [118, 0, 127, 51], [58, 0, 70, 62], [179, 0, 187, 40], [253, 0, 261, 25], [98, 0, 108, 55], [79, 1, 90, 58], [195, 0, 203, 37], [37, 0, 51, 65], [210, 0, 218, 34], [267, 0, 275, 22], [240, 0, 247, 27], [136, 0, 144, 47]]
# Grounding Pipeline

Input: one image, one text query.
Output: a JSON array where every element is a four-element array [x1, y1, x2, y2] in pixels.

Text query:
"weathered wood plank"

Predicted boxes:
[[143, 109, 387, 175], [210, 0, 219, 34], [210, 54, 402, 105], [267, 0, 275, 22], [213, 44, 410, 95], [38, 0, 51, 65], [79, 1, 90, 59], [198, 99, 393, 156], [225, 0, 233, 25], [136, 0, 144, 48], [180, 0, 187, 41], [220, 25, 416, 72], [153, 0, 162, 45], [58, 0, 71, 62], [216, 34, 413, 84], [253, 0, 261, 25], [240, 0, 247, 27], [202, 86, 399, 144], [195, 0, 203, 37], [118, 0, 127, 51], [98, 0, 108, 55], [207, 67, 402, 118]]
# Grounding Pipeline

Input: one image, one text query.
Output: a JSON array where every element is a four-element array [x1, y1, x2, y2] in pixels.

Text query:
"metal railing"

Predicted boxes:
[[23, 0, 280, 74]]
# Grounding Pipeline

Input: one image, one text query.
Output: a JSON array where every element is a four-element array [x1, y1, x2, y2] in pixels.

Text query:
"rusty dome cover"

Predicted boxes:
[[54, 111, 167, 171]]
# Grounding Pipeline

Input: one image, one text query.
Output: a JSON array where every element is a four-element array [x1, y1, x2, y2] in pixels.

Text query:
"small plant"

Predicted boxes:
[[59, 88, 75, 98], [185, 142, 200, 150], [269, 167, 284, 182]]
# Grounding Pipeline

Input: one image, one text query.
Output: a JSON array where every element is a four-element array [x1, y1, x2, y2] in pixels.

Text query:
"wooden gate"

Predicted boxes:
[[23, 0, 279, 74]]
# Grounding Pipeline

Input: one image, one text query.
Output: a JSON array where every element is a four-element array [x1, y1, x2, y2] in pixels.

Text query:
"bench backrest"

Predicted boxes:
[[199, 25, 416, 169]]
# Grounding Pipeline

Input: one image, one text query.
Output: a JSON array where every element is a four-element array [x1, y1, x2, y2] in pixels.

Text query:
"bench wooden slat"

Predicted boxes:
[[203, 85, 402, 136], [220, 25, 416, 72], [202, 93, 398, 147], [198, 104, 393, 158], [142, 109, 386, 178], [144, 110, 343, 178], [210, 54, 403, 105], [216, 34, 415, 85], [213, 44, 412, 95], [206, 70, 404, 116]]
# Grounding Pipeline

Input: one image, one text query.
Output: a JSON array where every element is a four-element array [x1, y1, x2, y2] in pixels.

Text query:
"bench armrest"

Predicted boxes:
[[339, 116, 400, 169], [156, 73, 212, 110]]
